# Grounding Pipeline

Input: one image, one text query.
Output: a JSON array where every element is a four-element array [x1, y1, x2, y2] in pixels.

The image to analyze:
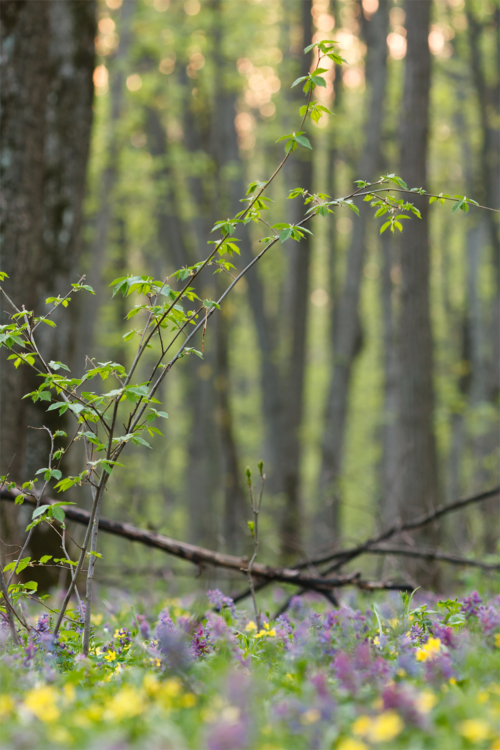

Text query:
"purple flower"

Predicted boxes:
[[136, 615, 151, 640], [432, 623, 455, 648], [333, 652, 358, 693], [207, 589, 236, 614], [461, 591, 483, 617], [191, 621, 213, 659], [206, 716, 249, 750], [477, 605, 500, 639], [382, 683, 426, 728]]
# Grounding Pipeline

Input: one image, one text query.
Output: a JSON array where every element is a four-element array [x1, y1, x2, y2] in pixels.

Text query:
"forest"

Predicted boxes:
[[0, 1, 499, 748]]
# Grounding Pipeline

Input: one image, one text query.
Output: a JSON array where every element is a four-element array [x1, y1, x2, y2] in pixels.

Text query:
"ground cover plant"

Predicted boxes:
[[1, 586, 500, 749], [1, 10, 500, 750]]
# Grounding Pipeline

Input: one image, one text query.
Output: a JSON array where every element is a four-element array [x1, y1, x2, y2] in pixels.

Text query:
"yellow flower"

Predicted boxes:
[[459, 719, 491, 743], [114, 628, 127, 639], [495, 634, 500, 648], [161, 678, 182, 698], [104, 687, 144, 721], [478, 690, 489, 704], [24, 685, 60, 723], [90, 613, 102, 626], [149, 657, 161, 668], [396, 669, 406, 678], [181, 693, 197, 708], [62, 683, 76, 704], [449, 677, 457, 686], [0, 695, 15, 719], [49, 726, 72, 745], [337, 740, 368, 750], [143, 674, 160, 696], [245, 620, 257, 632], [301, 708, 321, 725], [104, 650, 116, 662], [416, 691, 437, 714], [352, 715, 371, 737], [415, 637, 441, 662], [368, 712, 404, 743], [490, 739, 500, 750], [285, 673, 294, 681], [86, 703, 104, 722], [373, 636, 380, 647], [389, 618, 399, 628]]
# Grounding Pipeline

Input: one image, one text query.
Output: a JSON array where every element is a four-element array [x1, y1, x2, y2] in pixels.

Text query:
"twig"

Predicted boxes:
[[244, 464, 265, 629], [7, 426, 54, 587], [358, 544, 500, 570], [0, 567, 20, 644], [299, 486, 500, 571]]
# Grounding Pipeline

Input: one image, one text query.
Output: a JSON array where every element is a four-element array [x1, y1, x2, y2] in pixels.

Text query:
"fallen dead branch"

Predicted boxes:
[[2, 485, 497, 604], [0, 489, 400, 593]]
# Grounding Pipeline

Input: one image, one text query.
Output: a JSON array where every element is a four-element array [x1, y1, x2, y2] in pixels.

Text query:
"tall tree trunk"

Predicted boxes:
[[276, 0, 315, 560], [0, 1, 51, 566], [76, 0, 134, 372], [396, 0, 440, 583], [0, 1, 96, 586], [378, 229, 400, 526], [466, 3, 500, 552], [24, 0, 96, 480], [0, 1, 51, 483], [316, 0, 389, 545]]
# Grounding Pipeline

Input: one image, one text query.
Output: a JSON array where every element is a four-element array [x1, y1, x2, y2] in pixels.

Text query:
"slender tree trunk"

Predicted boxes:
[[276, 0, 315, 560], [379, 229, 400, 526], [317, 0, 389, 545], [466, 4, 500, 552], [396, 0, 440, 584], [76, 0, 134, 372]]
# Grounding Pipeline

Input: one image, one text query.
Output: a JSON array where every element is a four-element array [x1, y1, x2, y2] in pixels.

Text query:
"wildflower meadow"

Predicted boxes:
[[1, 585, 500, 750]]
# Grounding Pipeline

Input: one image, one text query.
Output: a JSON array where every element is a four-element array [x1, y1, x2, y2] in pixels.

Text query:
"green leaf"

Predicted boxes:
[[294, 135, 312, 149], [32, 505, 51, 519], [51, 506, 65, 523], [39, 555, 53, 564], [380, 220, 392, 235], [15, 557, 32, 574], [278, 227, 293, 243]]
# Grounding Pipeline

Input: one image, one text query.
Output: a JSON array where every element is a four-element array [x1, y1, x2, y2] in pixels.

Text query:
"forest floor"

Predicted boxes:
[[1, 585, 500, 749]]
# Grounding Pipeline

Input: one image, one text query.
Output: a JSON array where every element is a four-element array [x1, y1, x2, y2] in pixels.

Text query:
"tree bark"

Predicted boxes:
[[466, 4, 500, 552], [396, 0, 440, 583], [317, 0, 389, 544], [76, 0, 134, 372], [0, 1, 96, 588], [0, 1, 51, 483]]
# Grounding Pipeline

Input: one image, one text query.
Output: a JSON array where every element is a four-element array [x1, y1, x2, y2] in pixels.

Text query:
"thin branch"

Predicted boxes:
[[299, 486, 500, 571]]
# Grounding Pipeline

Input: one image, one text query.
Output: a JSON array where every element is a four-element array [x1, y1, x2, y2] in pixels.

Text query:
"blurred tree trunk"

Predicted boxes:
[[316, 0, 389, 545], [466, 4, 500, 553], [0, 1, 95, 584], [271, 0, 314, 560], [396, 0, 440, 583], [378, 229, 400, 527], [210, 2, 250, 552], [76, 0, 135, 372], [146, 89, 220, 549]]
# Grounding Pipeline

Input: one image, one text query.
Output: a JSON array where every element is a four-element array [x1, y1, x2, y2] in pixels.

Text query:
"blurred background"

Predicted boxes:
[[1, 0, 498, 597]]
